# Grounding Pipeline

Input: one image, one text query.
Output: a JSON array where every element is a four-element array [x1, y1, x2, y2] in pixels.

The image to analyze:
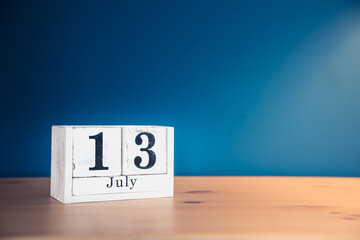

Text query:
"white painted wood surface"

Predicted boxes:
[[73, 127, 122, 177], [50, 126, 174, 204], [122, 126, 167, 175]]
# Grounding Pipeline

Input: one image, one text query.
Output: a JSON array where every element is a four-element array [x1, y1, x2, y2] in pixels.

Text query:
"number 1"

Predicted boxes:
[[89, 132, 108, 171]]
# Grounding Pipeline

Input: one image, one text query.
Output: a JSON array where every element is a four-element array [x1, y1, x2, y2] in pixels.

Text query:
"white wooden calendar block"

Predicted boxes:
[[50, 126, 174, 204], [122, 127, 167, 175], [73, 128, 122, 177]]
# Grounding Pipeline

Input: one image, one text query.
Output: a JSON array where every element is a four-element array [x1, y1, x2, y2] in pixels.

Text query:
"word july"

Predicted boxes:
[[106, 176, 137, 189]]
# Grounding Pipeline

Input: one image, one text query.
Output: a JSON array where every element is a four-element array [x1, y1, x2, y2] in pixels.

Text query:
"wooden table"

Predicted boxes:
[[0, 177, 359, 239]]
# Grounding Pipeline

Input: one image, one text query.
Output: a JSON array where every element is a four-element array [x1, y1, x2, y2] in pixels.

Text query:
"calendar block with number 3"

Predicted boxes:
[[50, 126, 174, 203]]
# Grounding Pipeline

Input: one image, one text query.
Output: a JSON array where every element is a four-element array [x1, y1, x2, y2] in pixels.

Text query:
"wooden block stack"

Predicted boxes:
[[51, 126, 174, 203]]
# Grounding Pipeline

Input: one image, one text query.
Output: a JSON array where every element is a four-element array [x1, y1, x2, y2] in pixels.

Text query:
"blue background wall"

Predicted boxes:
[[1, 0, 360, 177]]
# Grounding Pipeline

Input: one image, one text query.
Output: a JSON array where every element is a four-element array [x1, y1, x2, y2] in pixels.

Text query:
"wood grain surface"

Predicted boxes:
[[0, 177, 359, 239]]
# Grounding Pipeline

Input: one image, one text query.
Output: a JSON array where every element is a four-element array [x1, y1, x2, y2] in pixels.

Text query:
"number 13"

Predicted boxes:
[[88, 132, 156, 171]]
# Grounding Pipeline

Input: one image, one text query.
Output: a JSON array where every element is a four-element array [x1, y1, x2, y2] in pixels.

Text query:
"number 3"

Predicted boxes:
[[134, 132, 156, 169]]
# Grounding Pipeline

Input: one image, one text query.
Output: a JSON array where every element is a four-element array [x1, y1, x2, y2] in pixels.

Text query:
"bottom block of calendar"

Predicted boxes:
[[72, 175, 171, 196], [51, 175, 173, 204]]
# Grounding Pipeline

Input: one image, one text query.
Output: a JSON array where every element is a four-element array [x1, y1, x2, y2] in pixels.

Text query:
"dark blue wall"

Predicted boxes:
[[1, 0, 360, 177]]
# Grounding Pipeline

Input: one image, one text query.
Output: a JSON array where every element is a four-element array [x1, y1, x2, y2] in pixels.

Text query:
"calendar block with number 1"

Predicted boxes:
[[50, 126, 174, 203]]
